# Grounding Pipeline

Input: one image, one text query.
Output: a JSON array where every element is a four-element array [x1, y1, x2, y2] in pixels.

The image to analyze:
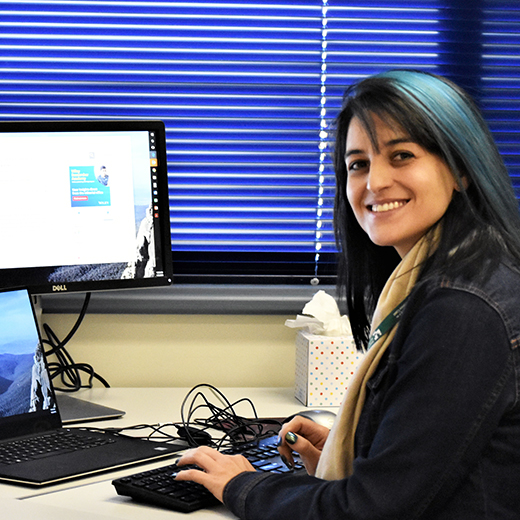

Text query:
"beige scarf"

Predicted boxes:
[[315, 233, 436, 480]]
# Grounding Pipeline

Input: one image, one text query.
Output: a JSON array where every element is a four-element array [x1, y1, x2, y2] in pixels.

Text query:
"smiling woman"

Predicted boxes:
[[174, 70, 520, 519]]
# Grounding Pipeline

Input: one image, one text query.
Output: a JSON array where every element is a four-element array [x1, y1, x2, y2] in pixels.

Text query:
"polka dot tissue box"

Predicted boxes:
[[286, 291, 365, 407], [294, 330, 363, 407]]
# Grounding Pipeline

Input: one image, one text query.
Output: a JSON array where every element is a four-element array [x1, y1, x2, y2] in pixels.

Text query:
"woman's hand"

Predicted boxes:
[[277, 416, 330, 475], [175, 446, 256, 502]]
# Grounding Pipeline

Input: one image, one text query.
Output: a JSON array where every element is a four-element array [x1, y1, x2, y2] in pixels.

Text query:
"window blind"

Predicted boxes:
[[1, 0, 519, 288], [481, 1, 520, 198]]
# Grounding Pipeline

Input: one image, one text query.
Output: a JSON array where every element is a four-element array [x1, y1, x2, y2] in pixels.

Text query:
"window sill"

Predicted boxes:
[[40, 284, 337, 315]]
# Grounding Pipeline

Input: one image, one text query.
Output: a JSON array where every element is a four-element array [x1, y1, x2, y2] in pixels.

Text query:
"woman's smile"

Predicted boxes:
[[368, 200, 408, 213]]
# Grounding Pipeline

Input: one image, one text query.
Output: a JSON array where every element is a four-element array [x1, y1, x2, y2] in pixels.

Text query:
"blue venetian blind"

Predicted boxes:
[[481, 1, 520, 198], [0, 1, 519, 284]]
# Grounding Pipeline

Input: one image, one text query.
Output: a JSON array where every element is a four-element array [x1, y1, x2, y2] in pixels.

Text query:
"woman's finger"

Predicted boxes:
[[177, 446, 220, 470], [278, 430, 322, 475], [174, 447, 255, 502]]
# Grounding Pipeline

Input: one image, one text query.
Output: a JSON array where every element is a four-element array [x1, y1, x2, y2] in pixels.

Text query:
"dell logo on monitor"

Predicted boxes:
[[52, 285, 68, 292]]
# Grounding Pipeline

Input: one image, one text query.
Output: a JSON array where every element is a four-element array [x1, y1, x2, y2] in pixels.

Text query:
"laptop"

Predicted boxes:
[[0, 287, 184, 486]]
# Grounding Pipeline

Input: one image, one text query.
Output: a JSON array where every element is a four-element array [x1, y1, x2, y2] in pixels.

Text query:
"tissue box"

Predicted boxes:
[[295, 330, 363, 407]]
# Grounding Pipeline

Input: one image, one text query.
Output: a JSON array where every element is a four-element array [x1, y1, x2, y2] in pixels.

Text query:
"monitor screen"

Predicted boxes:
[[0, 120, 173, 295]]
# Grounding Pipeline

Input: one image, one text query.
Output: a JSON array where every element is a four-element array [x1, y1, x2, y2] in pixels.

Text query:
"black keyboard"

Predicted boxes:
[[0, 429, 115, 465], [112, 435, 304, 513]]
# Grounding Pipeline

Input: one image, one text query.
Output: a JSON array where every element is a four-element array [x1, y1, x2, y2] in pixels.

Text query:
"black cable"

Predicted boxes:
[[179, 384, 283, 449], [77, 385, 283, 449], [41, 292, 110, 391], [82, 423, 188, 445]]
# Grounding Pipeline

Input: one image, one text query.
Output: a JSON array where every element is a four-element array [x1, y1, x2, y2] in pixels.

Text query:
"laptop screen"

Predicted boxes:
[[0, 288, 58, 436]]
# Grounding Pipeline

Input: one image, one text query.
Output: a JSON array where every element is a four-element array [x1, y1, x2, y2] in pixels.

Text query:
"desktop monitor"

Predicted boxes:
[[0, 120, 173, 295]]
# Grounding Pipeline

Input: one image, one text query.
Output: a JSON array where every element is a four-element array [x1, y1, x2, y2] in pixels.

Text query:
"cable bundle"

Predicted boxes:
[[75, 385, 283, 450], [179, 384, 282, 449], [41, 292, 110, 391]]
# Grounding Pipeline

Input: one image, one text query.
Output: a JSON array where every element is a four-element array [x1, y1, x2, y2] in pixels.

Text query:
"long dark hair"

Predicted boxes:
[[333, 70, 520, 350]]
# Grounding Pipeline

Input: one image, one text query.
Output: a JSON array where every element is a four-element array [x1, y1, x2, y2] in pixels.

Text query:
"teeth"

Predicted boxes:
[[371, 201, 405, 213]]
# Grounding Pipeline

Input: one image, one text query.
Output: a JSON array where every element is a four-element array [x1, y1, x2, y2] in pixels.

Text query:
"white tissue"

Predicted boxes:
[[285, 290, 352, 336]]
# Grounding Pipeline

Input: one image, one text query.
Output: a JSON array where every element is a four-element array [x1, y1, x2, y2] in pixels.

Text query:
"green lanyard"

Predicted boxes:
[[367, 297, 409, 350]]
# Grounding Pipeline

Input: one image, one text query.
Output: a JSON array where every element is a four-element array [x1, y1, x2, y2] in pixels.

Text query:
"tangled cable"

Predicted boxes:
[[178, 384, 282, 449], [88, 384, 283, 450], [41, 292, 110, 391]]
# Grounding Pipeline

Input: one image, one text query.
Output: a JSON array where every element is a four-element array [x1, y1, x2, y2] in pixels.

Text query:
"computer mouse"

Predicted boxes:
[[284, 409, 337, 429]]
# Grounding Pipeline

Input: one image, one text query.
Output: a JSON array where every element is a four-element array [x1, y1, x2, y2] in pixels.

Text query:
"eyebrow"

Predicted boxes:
[[345, 148, 363, 159], [345, 137, 414, 159]]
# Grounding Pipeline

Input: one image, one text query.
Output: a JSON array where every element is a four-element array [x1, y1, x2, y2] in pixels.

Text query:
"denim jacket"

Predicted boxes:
[[223, 261, 520, 519]]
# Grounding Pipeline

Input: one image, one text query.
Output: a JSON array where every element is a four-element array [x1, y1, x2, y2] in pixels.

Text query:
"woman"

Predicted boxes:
[[176, 70, 520, 519]]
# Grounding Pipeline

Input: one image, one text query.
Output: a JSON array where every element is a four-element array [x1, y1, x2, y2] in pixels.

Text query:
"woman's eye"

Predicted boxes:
[[394, 151, 414, 161], [348, 160, 368, 172]]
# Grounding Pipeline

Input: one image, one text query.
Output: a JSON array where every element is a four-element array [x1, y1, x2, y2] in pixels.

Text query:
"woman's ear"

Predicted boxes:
[[454, 174, 469, 192]]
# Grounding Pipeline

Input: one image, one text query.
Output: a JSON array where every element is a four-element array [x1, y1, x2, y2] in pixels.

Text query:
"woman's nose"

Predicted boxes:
[[366, 159, 393, 193]]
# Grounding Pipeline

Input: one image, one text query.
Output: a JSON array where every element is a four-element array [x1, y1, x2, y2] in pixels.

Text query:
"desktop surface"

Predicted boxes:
[[0, 387, 320, 519]]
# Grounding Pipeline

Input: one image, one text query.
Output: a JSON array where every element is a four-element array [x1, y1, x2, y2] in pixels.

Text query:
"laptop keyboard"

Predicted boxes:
[[112, 435, 304, 513], [0, 429, 115, 465]]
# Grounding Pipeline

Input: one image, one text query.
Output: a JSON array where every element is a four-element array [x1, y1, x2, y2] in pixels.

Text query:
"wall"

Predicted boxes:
[[42, 313, 297, 389]]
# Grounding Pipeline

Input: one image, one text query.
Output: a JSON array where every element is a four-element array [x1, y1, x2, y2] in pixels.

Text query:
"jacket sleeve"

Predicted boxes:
[[222, 288, 516, 519]]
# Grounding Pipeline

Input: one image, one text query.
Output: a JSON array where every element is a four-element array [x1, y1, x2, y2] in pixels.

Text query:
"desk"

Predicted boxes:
[[0, 387, 318, 519]]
